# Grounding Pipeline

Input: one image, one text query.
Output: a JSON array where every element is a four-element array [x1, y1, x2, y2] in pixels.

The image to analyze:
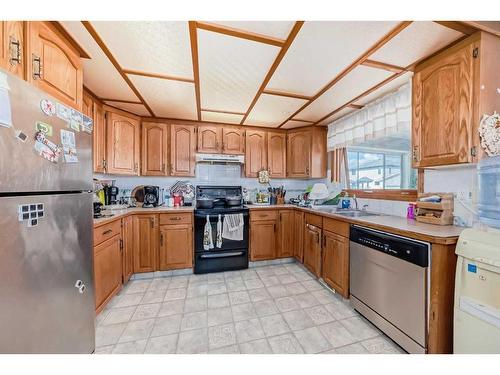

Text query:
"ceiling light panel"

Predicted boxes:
[[91, 21, 193, 78], [59, 21, 139, 101], [355, 71, 413, 106], [129, 75, 197, 119], [208, 21, 295, 40], [201, 111, 244, 124], [317, 107, 357, 126], [369, 21, 463, 67], [198, 29, 280, 113], [281, 120, 314, 129], [297, 65, 393, 122], [103, 101, 151, 117], [245, 93, 307, 127], [266, 21, 399, 97]]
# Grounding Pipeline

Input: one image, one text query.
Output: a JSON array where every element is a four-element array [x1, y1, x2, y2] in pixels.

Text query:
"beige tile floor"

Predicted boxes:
[[95, 262, 405, 354]]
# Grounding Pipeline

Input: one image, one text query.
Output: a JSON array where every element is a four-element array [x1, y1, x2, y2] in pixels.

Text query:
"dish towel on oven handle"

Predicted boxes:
[[203, 215, 214, 250], [216, 214, 223, 248], [222, 213, 244, 241]]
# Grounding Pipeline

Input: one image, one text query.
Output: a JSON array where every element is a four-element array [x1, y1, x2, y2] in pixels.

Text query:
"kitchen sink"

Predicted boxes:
[[334, 210, 379, 218]]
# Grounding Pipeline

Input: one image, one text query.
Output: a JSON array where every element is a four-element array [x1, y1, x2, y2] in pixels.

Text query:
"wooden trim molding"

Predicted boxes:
[[195, 21, 286, 47], [81, 21, 155, 117], [201, 108, 246, 115], [361, 59, 405, 73], [278, 21, 412, 128], [262, 89, 312, 101], [240, 21, 304, 125], [344, 189, 418, 202], [123, 69, 194, 83], [434, 21, 477, 36], [101, 98, 143, 104], [347, 104, 364, 109], [189, 21, 202, 121], [52, 21, 91, 59], [460, 21, 500, 37]]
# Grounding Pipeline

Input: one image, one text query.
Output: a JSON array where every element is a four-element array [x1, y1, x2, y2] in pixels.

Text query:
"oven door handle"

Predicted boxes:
[[200, 251, 244, 259], [194, 212, 249, 219]]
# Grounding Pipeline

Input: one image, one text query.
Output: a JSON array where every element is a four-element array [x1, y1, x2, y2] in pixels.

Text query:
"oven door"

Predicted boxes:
[[194, 210, 249, 252]]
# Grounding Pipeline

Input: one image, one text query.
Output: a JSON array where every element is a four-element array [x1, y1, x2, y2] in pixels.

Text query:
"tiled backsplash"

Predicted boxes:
[[95, 163, 325, 200]]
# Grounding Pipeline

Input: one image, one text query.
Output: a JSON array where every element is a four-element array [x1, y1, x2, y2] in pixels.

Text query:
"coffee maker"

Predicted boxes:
[[103, 185, 119, 206]]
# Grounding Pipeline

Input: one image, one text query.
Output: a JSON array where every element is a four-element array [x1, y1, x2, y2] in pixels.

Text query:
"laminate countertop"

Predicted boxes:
[[93, 204, 464, 244], [93, 206, 195, 227]]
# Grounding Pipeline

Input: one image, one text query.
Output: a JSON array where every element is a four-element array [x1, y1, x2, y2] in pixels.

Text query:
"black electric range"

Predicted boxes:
[[194, 186, 249, 274]]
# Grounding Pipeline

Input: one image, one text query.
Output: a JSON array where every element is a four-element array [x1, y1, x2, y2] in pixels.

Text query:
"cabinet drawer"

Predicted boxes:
[[305, 213, 322, 228], [250, 210, 278, 222], [323, 217, 350, 238], [160, 212, 192, 225], [94, 219, 122, 246]]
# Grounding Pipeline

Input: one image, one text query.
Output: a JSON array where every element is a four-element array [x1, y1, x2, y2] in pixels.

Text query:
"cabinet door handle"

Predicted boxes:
[[9, 36, 21, 65], [221, 142, 225, 151], [134, 163, 139, 174], [150, 218, 154, 228], [306, 166, 310, 175], [170, 217, 181, 221], [162, 163, 166, 173], [102, 229, 113, 235], [32, 54, 42, 80], [412, 146, 419, 162], [160, 233, 164, 246]]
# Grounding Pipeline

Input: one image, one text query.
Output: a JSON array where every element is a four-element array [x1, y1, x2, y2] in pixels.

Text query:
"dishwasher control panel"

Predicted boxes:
[[350, 226, 429, 267]]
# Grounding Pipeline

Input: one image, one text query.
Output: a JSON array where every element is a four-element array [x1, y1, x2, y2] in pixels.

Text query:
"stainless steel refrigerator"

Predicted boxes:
[[0, 68, 95, 353]]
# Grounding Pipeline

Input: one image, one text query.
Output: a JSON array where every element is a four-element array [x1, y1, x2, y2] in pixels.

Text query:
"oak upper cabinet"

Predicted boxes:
[[122, 215, 134, 284], [245, 129, 267, 177], [0, 21, 25, 79], [412, 40, 475, 167], [287, 127, 326, 178], [197, 125, 222, 153], [267, 131, 286, 178], [159, 222, 193, 270], [222, 126, 244, 154], [170, 124, 196, 176], [277, 210, 294, 258], [412, 32, 500, 167], [106, 110, 141, 175], [133, 214, 158, 273], [142, 122, 169, 176], [322, 231, 349, 298], [94, 234, 122, 313], [303, 222, 322, 277], [93, 101, 106, 173], [293, 210, 304, 262], [287, 130, 310, 177], [28, 22, 83, 109]]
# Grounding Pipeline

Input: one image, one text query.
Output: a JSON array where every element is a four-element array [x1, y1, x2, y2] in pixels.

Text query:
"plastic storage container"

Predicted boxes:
[[477, 156, 500, 228]]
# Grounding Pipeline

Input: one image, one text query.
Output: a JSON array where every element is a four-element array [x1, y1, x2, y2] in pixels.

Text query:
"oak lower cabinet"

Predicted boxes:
[[106, 110, 141, 175], [303, 221, 322, 277], [0, 21, 25, 79], [287, 127, 327, 178], [170, 124, 196, 176], [28, 21, 83, 109], [142, 122, 169, 176], [133, 214, 158, 273], [293, 211, 304, 262], [322, 231, 349, 298], [94, 233, 122, 314], [159, 223, 193, 270], [122, 215, 134, 284], [250, 210, 278, 261], [276, 210, 294, 258]]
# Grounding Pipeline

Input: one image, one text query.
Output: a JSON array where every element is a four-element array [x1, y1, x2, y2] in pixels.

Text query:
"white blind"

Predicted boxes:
[[327, 81, 412, 151]]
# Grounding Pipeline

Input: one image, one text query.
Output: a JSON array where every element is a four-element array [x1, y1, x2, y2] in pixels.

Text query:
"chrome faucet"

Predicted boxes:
[[353, 194, 358, 210]]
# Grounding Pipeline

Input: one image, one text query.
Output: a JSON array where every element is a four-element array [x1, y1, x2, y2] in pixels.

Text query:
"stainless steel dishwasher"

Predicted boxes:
[[349, 225, 430, 354]]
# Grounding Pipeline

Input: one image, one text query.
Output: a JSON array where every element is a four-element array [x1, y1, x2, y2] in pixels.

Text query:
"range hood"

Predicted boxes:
[[195, 153, 245, 164]]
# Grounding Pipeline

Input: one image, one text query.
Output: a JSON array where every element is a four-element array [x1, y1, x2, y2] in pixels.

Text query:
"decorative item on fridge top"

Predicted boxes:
[[170, 181, 195, 206], [479, 112, 500, 156]]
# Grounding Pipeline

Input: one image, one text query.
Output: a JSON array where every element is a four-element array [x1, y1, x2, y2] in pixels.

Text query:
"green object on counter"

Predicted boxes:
[[321, 193, 341, 205]]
